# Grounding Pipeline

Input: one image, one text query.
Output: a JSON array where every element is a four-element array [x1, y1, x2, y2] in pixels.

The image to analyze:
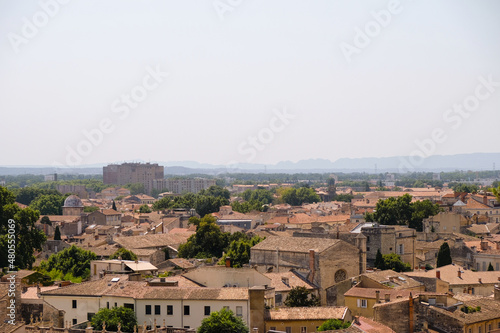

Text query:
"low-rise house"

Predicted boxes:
[[90, 259, 158, 279], [264, 271, 318, 307], [250, 236, 362, 305], [265, 306, 351, 333], [87, 209, 121, 226], [423, 290, 500, 333], [357, 270, 424, 292], [466, 238, 500, 271], [40, 275, 266, 331], [406, 264, 500, 296]]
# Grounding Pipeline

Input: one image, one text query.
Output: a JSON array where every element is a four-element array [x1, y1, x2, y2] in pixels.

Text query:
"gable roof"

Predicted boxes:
[[265, 306, 348, 321], [251, 236, 343, 253]]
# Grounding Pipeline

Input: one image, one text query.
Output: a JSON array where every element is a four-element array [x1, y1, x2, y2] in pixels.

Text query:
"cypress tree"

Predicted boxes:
[[436, 242, 452, 268], [54, 226, 61, 241]]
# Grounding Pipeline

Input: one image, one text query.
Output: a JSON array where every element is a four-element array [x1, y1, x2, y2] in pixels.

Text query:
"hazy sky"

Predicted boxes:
[[1, 0, 500, 167]]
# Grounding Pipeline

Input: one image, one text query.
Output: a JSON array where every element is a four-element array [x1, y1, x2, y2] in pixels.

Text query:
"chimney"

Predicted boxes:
[[409, 293, 414, 333], [385, 294, 391, 302], [309, 250, 315, 282], [480, 239, 489, 251], [458, 269, 462, 279], [479, 278, 482, 284], [225, 257, 231, 268], [436, 270, 441, 279], [483, 195, 488, 206], [375, 290, 380, 303], [36, 283, 41, 297]]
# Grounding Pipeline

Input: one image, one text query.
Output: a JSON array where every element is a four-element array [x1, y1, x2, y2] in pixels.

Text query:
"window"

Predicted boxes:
[[124, 303, 134, 311], [478, 327, 481, 333], [357, 299, 367, 308], [87, 313, 95, 321], [184, 305, 190, 315], [483, 262, 486, 271], [367, 247, 370, 252], [270, 327, 276, 331], [285, 327, 292, 333], [184, 326, 190, 329], [236, 306, 242, 317], [366, 236, 370, 242], [106, 302, 109, 309], [489, 324, 492, 331], [204, 306, 210, 316], [389, 247, 393, 251], [72, 319, 77, 325], [114, 302, 117, 308], [145, 305, 151, 315], [301, 327, 307, 333], [167, 305, 173, 315], [399, 244, 404, 255], [223, 306, 229, 310], [72, 300, 77, 308], [471, 288, 475, 295], [497, 263, 499, 271], [155, 305, 161, 315], [275, 294, 283, 305]]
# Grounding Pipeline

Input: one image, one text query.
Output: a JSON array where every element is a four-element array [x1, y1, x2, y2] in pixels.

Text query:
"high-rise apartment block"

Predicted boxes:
[[103, 163, 164, 194]]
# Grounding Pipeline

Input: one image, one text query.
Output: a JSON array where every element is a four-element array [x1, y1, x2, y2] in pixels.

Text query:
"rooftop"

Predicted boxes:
[[265, 306, 348, 321], [251, 236, 343, 253]]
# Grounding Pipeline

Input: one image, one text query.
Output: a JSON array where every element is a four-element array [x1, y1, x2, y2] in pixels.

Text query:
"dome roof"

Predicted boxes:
[[63, 195, 83, 208]]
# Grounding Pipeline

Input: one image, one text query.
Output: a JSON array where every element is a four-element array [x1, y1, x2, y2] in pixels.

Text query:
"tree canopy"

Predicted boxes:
[[284, 286, 321, 307], [317, 319, 351, 331], [374, 253, 411, 272], [178, 215, 229, 259], [280, 187, 321, 206], [39, 245, 96, 281], [218, 235, 263, 268], [0, 186, 47, 269], [365, 194, 440, 231], [152, 189, 229, 217], [29, 193, 67, 215], [90, 306, 137, 332], [109, 248, 137, 261], [197, 308, 248, 333]]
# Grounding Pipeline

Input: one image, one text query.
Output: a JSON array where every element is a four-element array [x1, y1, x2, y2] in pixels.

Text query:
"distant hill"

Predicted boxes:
[[1, 153, 500, 176]]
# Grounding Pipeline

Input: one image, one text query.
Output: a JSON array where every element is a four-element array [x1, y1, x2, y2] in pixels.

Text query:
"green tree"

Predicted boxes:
[[284, 286, 321, 307], [317, 319, 350, 331], [139, 204, 151, 213], [379, 253, 411, 272], [410, 200, 441, 231], [366, 194, 440, 231], [125, 183, 145, 195], [436, 242, 452, 268], [109, 248, 138, 261], [178, 215, 229, 259], [488, 263, 494, 271], [41, 215, 52, 226], [39, 245, 96, 280], [450, 183, 479, 193], [90, 306, 138, 332], [0, 186, 47, 269], [374, 249, 383, 269], [334, 194, 353, 202], [199, 185, 230, 200], [281, 187, 320, 206], [15, 187, 61, 205], [198, 308, 248, 333], [54, 226, 61, 240], [219, 235, 263, 268], [195, 195, 228, 217], [30, 193, 67, 215], [84, 206, 99, 213]]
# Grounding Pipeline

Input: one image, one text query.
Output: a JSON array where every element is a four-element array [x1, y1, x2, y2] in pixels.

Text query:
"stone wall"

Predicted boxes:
[[373, 297, 414, 333], [325, 278, 353, 306]]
